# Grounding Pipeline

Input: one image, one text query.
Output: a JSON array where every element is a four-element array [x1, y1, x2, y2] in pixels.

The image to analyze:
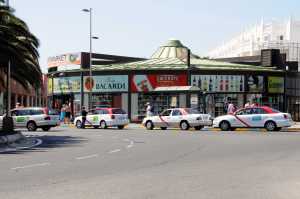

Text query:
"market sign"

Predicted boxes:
[[268, 76, 284, 93], [131, 74, 187, 92], [246, 75, 264, 92], [47, 53, 81, 70], [84, 75, 128, 92], [53, 76, 81, 94], [191, 75, 244, 92]]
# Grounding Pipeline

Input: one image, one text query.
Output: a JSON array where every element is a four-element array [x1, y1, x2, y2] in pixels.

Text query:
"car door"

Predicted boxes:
[[157, 110, 172, 127], [234, 108, 253, 127], [15, 109, 30, 128], [249, 108, 266, 127], [85, 109, 95, 126], [170, 109, 183, 127]]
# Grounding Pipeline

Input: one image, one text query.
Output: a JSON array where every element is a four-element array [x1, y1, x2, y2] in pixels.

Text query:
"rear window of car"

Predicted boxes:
[[183, 108, 200, 114], [112, 109, 126, 114], [48, 109, 59, 115]]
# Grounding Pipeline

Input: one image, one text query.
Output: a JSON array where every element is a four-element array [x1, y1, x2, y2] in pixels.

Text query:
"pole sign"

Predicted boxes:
[[84, 75, 128, 92]]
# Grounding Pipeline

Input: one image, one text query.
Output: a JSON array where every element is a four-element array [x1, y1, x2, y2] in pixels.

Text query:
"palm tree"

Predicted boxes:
[[0, 2, 42, 133]]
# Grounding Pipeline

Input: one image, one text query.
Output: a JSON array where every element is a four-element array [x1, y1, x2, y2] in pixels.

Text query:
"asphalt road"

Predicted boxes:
[[1, 127, 300, 199]]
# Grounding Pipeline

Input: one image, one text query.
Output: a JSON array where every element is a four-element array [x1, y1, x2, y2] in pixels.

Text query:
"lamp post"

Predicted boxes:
[[82, 8, 98, 110]]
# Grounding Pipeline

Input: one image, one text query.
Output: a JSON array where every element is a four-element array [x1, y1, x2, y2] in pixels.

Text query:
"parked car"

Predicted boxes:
[[213, 106, 293, 131], [142, 108, 212, 130], [0, 107, 60, 131], [74, 108, 129, 129]]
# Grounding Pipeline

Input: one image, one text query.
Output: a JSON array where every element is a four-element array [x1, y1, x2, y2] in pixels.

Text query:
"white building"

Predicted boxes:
[[208, 18, 300, 69]]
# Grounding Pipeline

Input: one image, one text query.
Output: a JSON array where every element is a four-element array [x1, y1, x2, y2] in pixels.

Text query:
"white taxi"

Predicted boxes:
[[0, 107, 60, 131], [142, 108, 212, 130], [213, 106, 293, 131], [74, 108, 129, 129]]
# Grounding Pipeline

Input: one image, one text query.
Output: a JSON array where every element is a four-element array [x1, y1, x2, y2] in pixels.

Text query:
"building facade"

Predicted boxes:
[[208, 18, 300, 70], [47, 40, 290, 121]]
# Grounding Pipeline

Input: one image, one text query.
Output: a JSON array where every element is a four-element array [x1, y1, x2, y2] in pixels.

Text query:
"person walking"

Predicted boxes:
[[244, 100, 251, 108], [227, 101, 236, 114], [60, 105, 66, 123], [146, 102, 154, 117], [81, 106, 87, 129], [65, 102, 71, 124]]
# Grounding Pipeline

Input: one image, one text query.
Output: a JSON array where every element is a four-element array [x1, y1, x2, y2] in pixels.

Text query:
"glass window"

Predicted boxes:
[[161, 110, 172, 116], [252, 108, 267, 114], [18, 110, 31, 116], [172, 110, 182, 116], [30, 109, 44, 115], [112, 109, 126, 114], [184, 108, 200, 114], [236, 108, 252, 115]]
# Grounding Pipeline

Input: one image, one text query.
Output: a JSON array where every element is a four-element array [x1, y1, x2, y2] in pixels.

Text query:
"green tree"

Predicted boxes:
[[0, 2, 42, 90]]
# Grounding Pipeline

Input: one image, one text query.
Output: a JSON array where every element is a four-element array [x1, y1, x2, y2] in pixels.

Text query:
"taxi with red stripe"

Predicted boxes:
[[142, 108, 212, 130], [212, 106, 293, 131]]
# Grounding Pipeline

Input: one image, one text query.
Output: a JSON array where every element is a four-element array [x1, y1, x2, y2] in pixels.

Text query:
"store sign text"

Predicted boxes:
[[84, 75, 128, 92]]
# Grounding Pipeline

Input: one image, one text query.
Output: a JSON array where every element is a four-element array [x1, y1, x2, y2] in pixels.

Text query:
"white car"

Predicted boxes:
[[142, 108, 212, 130], [74, 108, 129, 129], [0, 107, 60, 131], [213, 106, 293, 131]]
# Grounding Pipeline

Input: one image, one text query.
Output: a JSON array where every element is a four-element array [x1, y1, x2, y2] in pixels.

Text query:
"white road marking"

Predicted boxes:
[[127, 141, 134, 148], [11, 162, 50, 170], [108, 149, 121, 154], [76, 154, 99, 160]]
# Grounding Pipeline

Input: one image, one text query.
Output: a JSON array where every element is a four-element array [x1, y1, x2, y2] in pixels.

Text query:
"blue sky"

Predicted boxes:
[[10, 0, 300, 72]]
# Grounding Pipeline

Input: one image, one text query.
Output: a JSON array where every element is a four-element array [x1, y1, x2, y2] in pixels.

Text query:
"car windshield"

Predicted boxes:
[[112, 109, 126, 114], [183, 108, 200, 114]]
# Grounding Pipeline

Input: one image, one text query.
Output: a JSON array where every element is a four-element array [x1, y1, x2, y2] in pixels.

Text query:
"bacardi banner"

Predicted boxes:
[[191, 75, 244, 92], [84, 75, 128, 92], [131, 74, 187, 92]]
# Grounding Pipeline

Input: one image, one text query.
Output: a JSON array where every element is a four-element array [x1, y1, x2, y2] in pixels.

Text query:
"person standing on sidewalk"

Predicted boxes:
[[81, 106, 87, 129]]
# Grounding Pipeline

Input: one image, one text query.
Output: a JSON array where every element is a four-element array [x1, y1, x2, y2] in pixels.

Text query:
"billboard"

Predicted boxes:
[[47, 53, 81, 70], [246, 75, 264, 92], [53, 76, 81, 94], [84, 75, 128, 92], [131, 74, 187, 92], [191, 75, 244, 92], [268, 76, 284, 93]]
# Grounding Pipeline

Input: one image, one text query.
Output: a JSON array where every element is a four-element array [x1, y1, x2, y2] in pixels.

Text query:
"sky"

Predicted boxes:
[[9, 0, 300, 73]]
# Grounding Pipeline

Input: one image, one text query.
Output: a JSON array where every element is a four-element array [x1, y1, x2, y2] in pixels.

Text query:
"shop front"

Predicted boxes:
[[83, 75, 129, 112], [130, 74, 188, 121]]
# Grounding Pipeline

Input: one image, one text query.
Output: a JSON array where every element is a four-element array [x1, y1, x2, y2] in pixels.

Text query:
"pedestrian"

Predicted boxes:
[[65, 102, 71, 124], [251, 99, 259, 107], [227, 101, 236, 114], [81, 106, 87, 129], [15, 102, 21, 108], [60, 104, 66, 123], [244, 100, 251, 108], [146, 102, 154, 117]]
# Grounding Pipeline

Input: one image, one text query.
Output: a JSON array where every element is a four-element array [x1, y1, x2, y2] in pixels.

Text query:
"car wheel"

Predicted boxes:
[[117, 125, 124, 129], [76, 120, 82, 129], [194, 126, 203, 130], [100, 120, 107, 129], [27, 121, 37, 131], [220, 121, 230, 131], [180, 121, 190, 130], [160, 127, 167, 130], [42, 126, 51, 131], [145, 121, 154, 130], [265, 121, 276, 131]]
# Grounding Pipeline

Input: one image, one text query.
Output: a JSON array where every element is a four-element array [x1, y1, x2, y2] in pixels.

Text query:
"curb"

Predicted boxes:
[[0, 132, 24, 145]]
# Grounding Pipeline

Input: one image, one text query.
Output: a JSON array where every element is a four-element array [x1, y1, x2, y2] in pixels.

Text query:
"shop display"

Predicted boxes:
[[191, 75, 244, 92], [246, 75, 264, 92]]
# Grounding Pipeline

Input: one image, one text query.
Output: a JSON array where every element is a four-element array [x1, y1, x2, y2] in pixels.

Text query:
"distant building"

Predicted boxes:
[[208, 18, 300, 70]]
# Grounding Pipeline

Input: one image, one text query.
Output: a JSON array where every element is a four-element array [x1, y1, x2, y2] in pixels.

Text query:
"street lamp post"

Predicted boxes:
[[82, 8, 98, 110]]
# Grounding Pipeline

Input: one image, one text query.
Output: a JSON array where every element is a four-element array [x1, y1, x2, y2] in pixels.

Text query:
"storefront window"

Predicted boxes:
[[92, 94, 113, 108], [246, 94, 284, 111]]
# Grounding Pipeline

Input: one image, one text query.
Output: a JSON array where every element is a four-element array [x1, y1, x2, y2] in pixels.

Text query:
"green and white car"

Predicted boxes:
[[0, 107, 60, 131]]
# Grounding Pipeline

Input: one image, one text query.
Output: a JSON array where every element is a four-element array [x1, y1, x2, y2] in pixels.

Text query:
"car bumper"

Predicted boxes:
[[106, 119, 129, 127], [276, 119, 294, 127]]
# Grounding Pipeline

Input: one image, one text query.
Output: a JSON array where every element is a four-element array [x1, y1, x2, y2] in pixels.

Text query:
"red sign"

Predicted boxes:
[[131, 74, 187, 92]]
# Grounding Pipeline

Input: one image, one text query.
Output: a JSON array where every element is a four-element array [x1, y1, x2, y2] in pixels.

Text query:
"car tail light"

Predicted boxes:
[[44, 116, 51, 120], [110, 115, 115, 119]]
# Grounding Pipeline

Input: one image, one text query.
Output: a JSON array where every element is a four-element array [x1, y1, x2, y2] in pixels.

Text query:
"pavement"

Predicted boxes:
[[2, 127, 300, 199]]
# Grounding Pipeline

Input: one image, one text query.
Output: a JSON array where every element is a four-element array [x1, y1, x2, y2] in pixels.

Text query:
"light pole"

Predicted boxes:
[[82, 8, 98, 110]]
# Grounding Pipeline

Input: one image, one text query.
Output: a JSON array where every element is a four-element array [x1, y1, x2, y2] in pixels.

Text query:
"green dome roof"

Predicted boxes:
[[151, 39, 197, 59]]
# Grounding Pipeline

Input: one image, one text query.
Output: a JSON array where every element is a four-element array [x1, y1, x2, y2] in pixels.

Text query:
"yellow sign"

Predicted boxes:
[[48, 78, 53, 94], [268, 76, 284, 93]]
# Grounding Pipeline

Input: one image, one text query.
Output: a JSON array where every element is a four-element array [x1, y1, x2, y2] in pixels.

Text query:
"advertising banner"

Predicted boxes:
[[48, 78, 53, 94], [53, 76, 81, 94], [84, 75, 128, 92], [268, 76, 284, 93], [191, 75, 244, 92], [47, 53, 81, 70], [131, 74, 187, 92], [246, 75, 264, 92]]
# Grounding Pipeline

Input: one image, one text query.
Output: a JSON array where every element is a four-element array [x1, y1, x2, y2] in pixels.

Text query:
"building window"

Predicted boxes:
[[279, 35, 284, 40]]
